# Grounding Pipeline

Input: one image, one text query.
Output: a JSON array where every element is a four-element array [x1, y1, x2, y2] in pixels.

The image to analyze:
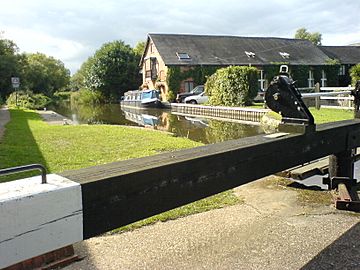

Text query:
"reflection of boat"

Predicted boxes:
[[184, 116, 209, 127], [122, 108, 159, 127], [121, 89, 163, 109]]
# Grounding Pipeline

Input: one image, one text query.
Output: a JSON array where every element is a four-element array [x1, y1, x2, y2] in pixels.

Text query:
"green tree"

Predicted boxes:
[[22, 53, 70, 96], [206, 66, 258, 106], [133, 41, 146, 57], [350, 64, 360, 85], [295, 28, 322, 45], [83, 40, 140, 101], [70, 57, 94, 91], [0, 37, 20, 99]]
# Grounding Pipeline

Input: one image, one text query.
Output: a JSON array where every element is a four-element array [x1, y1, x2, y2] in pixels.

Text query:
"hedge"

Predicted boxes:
[[205, 66, 258, 106]]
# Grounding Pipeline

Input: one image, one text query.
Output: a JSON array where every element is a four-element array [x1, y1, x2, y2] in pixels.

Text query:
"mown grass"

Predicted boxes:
[[263, 107, 353, 126], [0, 109, 242, 232], [0, 109, 202, 177], [309, 107, 354, 124]]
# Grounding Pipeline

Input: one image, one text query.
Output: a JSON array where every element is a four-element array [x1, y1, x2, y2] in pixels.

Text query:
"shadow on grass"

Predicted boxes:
[[0, 109, 48, 183]]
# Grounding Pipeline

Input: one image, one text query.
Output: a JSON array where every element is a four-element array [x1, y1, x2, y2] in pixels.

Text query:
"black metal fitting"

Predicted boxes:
[[0, 164, 47, 184], [265, 66, 315, 133]]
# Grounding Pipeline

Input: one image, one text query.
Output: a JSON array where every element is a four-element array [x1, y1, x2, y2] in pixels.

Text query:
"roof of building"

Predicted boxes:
[[143, 33, 332, 66], [319, 46, 360, 64]]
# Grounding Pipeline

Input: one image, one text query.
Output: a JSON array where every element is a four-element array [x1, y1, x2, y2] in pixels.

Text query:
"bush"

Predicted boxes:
[[205, 66, 258, 106], [53, 91, 72, 101], [70, 88, 104, 105], [166, 90, 176, 102], [350, 64, 360, 86], [6, 90, 51, 109]]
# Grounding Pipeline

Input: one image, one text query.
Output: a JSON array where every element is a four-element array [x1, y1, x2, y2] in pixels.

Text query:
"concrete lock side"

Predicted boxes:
[[0, 174, 83, 269]]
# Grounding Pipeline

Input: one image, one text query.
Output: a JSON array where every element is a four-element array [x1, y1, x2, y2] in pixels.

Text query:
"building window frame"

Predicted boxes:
[[339, 65, 346, 76], [308, 70, 314, 88], [321, 70, 327, 87], [184, 81, 194, 93], [258, 70, 265, 90]]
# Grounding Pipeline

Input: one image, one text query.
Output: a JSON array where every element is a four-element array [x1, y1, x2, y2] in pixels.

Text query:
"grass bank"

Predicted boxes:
[[0, 109, 241, 231], [309, 107, 354, 124], [0, 109, 202, 176]]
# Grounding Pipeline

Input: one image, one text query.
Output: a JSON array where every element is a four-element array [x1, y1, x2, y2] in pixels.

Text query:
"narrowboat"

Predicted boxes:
[[121, 89, 163, 109]]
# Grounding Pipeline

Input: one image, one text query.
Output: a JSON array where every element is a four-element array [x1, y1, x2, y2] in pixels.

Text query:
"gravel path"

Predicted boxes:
[[37, 110, 74, 125], [64, 176, 360, 270], [0, 107, 10, 140]]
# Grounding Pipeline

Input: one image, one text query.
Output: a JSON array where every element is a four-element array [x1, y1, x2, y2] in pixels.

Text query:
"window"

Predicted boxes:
[[184, 81, 194, 93], [245, 51, 256, 58], [321, 70, 327, 87], [258, 70, 265, 90], [142, 91, 152, 100], [339, 65, 346, 76], [176, 52, 191, 60], [150, 57, 157, 79], [308, 70, 314, 88], [279, 52, 290, 59], [150, 43, 155, 54]]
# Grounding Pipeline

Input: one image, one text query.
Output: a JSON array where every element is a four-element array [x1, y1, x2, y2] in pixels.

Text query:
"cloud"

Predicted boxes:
[[1, 0, 359, 73]]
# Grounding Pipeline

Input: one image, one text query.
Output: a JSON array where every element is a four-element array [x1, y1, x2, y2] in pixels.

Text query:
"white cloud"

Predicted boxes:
[[1, 0, 359, 73], [2, 26, 89, 73]]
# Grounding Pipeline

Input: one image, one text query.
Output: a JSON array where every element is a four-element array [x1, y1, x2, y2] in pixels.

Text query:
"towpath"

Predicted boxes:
[[0, 106, 10, 140], [64, 176, 360, 270]]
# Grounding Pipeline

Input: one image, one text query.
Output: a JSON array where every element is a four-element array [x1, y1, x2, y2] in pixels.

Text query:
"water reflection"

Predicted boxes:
[[52, 102, 264, 144]]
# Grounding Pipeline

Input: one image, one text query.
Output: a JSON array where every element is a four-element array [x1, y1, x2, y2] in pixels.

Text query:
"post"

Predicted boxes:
[[315, 82, 320, 110], [328, 150, 354, 180], [354, 81, 360, 119], [327, 82, 360, 189]]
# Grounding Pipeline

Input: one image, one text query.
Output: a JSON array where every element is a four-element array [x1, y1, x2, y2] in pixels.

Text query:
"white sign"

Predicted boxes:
[[11, 77, 20, 88]]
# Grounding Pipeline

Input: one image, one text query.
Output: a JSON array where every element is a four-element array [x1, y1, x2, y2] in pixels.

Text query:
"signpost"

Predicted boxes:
[[11, 77, 20, 106]]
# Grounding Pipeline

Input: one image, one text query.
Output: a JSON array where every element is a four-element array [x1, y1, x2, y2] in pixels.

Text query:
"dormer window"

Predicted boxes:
[[279, 52, 290, 59], [176, 52, 191, 60], [245, 51, 255, 58]]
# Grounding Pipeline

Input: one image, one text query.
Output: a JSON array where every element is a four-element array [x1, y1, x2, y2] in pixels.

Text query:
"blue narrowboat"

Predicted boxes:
[[121, 89, 163, 109]]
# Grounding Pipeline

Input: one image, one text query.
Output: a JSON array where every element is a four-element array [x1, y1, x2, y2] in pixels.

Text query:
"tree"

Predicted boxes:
[[0, 37, 20, 99], [133, 41, 146, 57], [70, 57, 94, 91], [83, 40, 140, 101], [350, 64, 360, 86], [22, 53, 70, 96], [294, 28, 322, 45]]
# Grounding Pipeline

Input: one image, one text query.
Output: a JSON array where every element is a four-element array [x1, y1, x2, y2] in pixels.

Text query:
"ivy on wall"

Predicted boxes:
[[166, 62, 341, 100], [264, 63, 339, 87], [166, 66, 220, 100], [290, 66, 309, 88]]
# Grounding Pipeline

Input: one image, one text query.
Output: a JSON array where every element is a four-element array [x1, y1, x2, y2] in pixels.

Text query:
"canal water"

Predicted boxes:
[[52, 102, 351, 190], [52, 102, 264, 144]]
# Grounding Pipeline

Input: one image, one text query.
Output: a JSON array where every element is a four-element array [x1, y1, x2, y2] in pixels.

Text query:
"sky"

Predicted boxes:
[[0, 0, 359, 74]]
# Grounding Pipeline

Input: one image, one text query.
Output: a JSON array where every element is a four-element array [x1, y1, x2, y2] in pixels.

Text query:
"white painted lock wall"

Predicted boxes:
[[0, 174, 83, 269]]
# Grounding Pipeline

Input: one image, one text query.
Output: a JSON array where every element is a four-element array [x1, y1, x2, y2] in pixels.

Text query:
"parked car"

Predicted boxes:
[[254, 89, 265, 102], [176, 85, 204, 103], [184, 91, 208, 104]]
